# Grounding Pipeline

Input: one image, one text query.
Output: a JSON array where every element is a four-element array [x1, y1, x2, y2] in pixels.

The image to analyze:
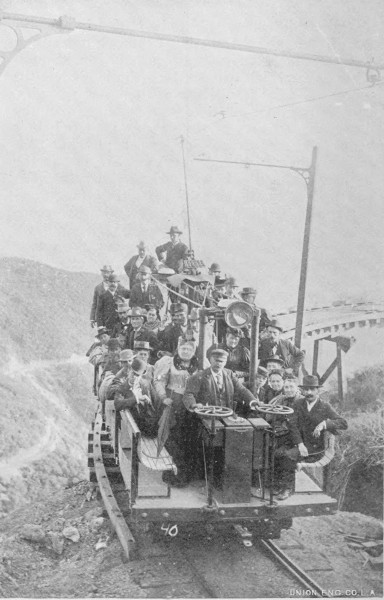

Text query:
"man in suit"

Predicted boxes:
[[96, 274, 130, 333], [155, 225, 189, 273], [208, 328, 250, 379], [90, 264, 114, 327], [114, 357, 161, 437], [158, 302, 188, 355], [273, 375, 348, 500], [126, 307, 158, 363], [259, 319, 305, 376], [129, 265, 164, 311], [110, 300, 132, 343], [124, 241, 158, 289], [183, 348, 258, 411]]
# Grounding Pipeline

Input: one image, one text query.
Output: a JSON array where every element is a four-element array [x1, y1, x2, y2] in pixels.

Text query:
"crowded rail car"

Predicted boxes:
[[88, 254, 344, 551]]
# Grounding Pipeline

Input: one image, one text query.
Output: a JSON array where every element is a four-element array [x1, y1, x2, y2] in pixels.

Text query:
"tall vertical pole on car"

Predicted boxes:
[[180, 136, 193, 251], [294, 146, 318, 348]]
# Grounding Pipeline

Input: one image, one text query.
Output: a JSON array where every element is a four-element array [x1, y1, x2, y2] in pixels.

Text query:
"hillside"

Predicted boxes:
[[0, 258, 99, 516], [0, 257, 99, 365]]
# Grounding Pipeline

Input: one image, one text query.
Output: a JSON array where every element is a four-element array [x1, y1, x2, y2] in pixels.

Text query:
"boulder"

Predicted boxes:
[[90, 517, 104, 532], [47, 532, 65, 555], [21, 524, 46, 543], [62, 526, 80, 543]]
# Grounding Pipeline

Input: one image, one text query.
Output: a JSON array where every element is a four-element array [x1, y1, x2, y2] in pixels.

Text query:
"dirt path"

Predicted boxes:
[[0, 417, 60, 482]]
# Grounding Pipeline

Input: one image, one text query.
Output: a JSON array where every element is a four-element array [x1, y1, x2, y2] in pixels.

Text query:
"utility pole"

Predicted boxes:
[[195, 148, 319, 348]]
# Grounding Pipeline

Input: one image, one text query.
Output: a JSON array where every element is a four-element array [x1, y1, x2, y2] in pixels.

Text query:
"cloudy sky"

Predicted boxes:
[[0, 0, 383, 311]]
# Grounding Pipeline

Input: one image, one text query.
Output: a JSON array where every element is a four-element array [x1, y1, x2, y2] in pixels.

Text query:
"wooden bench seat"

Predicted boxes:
[[138, 436, 176, 473], [296, 432, 335, 470]]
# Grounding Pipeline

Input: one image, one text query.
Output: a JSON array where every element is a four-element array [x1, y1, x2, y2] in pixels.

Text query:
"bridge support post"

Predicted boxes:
[[336, 341, 344, 405]]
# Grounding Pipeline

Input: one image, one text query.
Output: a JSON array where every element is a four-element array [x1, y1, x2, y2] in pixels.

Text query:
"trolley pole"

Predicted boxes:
[[180, 135, 193, 251], [294, 146, 318, 348]]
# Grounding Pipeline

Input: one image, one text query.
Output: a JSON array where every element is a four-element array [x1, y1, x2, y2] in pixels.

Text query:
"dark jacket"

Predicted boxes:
[[223, 344, 250, 373], [158, 324, 185, 355], [259, 385, 283, 404], [124, 254, 158, 288], [259, 338, 305, 375], [291, 397, 348, 454], [96, 285, 130, 332], [183, 367, 256, 411], [90, 281, 108, 321], [114, 377, 161, 437], [129, 282, 164, 310], [155, 241, 189, 273]]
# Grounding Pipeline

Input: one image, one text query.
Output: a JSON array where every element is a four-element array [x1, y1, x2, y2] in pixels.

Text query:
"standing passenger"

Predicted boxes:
[[96, 274, 130, 333], [90, 265, 114, 327], [124, 241, 158, 289], [129, 265, 164, 310]]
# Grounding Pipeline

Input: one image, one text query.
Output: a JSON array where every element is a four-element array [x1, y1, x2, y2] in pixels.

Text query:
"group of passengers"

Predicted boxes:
[[87, 225, 347, 500]]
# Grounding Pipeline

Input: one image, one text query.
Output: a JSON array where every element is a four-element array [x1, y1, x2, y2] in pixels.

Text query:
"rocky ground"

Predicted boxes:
[[0, 480, 382, 599]]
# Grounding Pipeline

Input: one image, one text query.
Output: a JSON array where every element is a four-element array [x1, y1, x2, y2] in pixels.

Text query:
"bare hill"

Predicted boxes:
[[0, 257, 99, 365]]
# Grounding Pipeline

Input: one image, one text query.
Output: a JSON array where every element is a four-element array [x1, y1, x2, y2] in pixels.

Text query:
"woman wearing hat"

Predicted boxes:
[[155, 225, 189, 273], [154, 336, 199, 486]]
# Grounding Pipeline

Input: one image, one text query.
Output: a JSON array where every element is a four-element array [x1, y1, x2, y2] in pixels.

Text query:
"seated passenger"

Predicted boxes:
[[273, 375, 348, 501], [251, 366, 269, 402], [154, 337, 199, 486], [155, 225, 189, 274], [261, 369, 284, 404], [261, 355, 285, 373], [270, 375, 304, 406], [107, 349, 135, 400], [133, 341, 154, 382], [220, 327, 250, 379], [222, 276, 240, 300], [126, 307, 158, 363], [129, 265, 164, 311], [158, 303, 188, 355], [90, 265, 114, 327], [111, 300, 131, 341], [259, 320, 305, 376], [114, 357, 161, 437], [239, 286, 272, 340], [99, 338, 122, 377], [96, 274, 130, 334], [142, 304, 161, 335], [183, 348, 258, 412], [87, 327, 110, 365], [124, 241, 158, 289]]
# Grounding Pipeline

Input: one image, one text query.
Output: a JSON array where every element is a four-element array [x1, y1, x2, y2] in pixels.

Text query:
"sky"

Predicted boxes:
[[0, 0, 383, 312]]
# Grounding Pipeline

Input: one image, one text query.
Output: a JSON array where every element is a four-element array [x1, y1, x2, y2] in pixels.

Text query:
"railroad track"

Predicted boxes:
[[89, 408, 331, 598]]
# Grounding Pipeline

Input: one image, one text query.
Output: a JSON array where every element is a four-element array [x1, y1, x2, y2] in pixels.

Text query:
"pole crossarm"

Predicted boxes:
[[194, 157, 312, 186], [0, 11, 383, 74]]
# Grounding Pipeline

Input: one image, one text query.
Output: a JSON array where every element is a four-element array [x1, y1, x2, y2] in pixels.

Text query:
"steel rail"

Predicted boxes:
[[260, 539, 330, 598], [1, 11, 383, 71]]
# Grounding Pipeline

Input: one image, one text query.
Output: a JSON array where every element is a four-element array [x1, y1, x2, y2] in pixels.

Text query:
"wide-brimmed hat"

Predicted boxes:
[[131, 357, 147, 375], [120, 349, 134, 361], [256, 366, 268, 377], [268, 319, 284, 333], [299, 375, 322, 388], [241, 287, 257, 296], [134, 340, 152, 351], [209, 262, 221, 272], [138, 265, 152, 275], [225, 276, 238, 287], [261, 355, 285, 367], [166, 225, 183, 235], [130, 307, 145, 319], [108, 274, 120, 283], [100, 265, 113, 272]]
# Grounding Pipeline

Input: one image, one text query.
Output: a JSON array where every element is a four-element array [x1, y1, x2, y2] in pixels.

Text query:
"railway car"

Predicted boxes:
[[88, 300, 338, 559]]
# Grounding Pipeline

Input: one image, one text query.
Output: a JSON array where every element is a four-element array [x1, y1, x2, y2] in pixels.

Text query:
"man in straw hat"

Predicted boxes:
[[129, 265, 164, 311], [156, 225, 189, 273], [273, 375, 348, 501], [259, 318, 305, 376], [90, 264, 114, 327], [124, 241, 158, 289]]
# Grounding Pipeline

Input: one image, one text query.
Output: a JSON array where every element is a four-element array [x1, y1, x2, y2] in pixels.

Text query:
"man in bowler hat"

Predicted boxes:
[[259, 319, 305, 376]]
